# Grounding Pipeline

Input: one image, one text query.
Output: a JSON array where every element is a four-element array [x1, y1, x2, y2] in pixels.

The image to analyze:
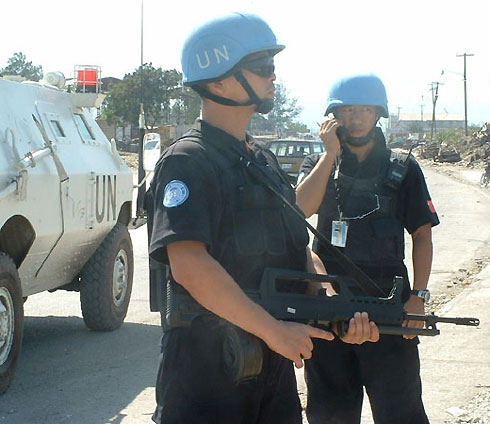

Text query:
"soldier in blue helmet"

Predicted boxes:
[[296, 74, 440, 423], [146, 14, 379, 424]]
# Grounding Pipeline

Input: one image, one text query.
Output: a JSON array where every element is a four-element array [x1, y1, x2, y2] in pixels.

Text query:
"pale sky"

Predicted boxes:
[[2, 0, 488, 130]]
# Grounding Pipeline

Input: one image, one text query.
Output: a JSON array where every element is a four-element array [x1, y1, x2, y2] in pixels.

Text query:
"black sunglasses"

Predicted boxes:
[[240, 55, 275, 78]]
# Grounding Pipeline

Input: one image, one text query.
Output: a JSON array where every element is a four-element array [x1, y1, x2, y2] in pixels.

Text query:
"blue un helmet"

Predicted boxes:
[[182, 13, 284, 84], [324, 73, 389, 118], [181, 12, 284, 113]]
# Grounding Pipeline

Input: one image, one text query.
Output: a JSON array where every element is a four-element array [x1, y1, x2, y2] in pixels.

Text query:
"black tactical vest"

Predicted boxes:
[[314, 148, 406, 266], [174, 129, 309, 292]]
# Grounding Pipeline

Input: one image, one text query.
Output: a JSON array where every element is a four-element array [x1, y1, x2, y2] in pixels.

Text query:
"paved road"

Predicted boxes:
[[0, 164, 489, 423]]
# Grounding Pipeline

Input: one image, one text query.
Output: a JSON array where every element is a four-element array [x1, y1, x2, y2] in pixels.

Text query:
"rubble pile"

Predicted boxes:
[[418, 144, 461, 163], [451, 123, 490, 166], [417, 123, 490, 166]]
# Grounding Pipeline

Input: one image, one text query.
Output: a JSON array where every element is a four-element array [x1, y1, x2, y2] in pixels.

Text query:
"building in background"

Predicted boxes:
[[387, 112, 465, 142]]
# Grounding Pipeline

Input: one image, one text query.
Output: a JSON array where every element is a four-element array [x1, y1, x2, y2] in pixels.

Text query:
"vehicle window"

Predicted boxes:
[[276, 143, 288, 157], [144, 140, 159, 150], [50, 120, 65, 138], [296, 144, 309, 156], [312, 143, 324, 153], [270, 141, 325, 157], [74, 113, 95, 141]]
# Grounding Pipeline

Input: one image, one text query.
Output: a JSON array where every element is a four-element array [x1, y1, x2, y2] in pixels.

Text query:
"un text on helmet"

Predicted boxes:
[[196, 46, 230, 69]]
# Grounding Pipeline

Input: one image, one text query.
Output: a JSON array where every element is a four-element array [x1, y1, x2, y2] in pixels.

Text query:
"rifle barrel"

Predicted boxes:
[[405, 314, 480, 327]]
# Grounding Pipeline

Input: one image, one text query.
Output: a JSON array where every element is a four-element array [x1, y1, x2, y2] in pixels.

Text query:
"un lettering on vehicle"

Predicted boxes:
[[95, 175, 117, 223]]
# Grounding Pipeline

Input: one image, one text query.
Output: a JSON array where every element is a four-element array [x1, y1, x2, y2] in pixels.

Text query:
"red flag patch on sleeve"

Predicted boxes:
[[427, 200, 436, 213]]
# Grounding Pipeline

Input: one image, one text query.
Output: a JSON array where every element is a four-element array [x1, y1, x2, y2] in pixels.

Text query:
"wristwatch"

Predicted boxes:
[[411, 289, 430, 303]]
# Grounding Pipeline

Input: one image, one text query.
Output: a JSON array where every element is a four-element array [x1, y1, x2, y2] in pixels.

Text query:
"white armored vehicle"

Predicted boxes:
[[0, 67, 135, 393]]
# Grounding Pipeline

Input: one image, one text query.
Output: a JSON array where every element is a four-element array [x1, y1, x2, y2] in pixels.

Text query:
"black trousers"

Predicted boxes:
[[305, 334, 430, 424], [152, 316, 302, 424]]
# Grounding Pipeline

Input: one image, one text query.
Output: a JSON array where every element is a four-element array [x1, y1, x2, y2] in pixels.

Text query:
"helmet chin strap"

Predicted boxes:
[[191, 71, 274, 115], [234, 70, 274, 114]]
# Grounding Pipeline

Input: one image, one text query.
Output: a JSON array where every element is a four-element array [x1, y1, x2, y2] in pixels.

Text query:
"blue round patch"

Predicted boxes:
[[163, 180, 189, 208]]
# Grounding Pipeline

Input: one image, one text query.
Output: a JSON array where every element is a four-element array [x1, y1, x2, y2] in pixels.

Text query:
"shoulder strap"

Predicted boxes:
[[173, 131, 238, 172]]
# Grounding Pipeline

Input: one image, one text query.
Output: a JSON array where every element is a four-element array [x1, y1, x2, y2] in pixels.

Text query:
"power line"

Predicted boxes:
[[429, 82, 443, 142]]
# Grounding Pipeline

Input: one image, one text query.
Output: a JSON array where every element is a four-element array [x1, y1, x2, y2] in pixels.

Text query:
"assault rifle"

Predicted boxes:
[[255, 268, 479, 337], [163, 268, 479, 384], [165, 268, 479, 337]]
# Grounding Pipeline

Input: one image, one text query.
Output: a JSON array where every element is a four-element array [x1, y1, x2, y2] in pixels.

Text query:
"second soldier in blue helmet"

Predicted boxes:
[[296, 74, 440, 424], [146, 13, 379, 424]]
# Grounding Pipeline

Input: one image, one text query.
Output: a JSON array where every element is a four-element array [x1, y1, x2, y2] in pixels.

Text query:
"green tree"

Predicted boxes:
[[171, 86, 201, 125], [287, 121, 309, 133], [0, 52, 43, 81], [249, 82, 303, 134], [101, 64, 189, 129]]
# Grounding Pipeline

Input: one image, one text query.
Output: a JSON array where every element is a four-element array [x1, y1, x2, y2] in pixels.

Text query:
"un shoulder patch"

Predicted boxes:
[[163, 180, 189, 208]]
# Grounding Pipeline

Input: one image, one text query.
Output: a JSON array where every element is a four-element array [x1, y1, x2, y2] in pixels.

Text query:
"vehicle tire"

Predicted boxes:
[[80, 223, 134, 331], [0, 253, 23, 394]]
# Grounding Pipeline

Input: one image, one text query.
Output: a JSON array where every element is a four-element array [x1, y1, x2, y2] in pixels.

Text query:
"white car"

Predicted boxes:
[[143, 132, 162, 171]]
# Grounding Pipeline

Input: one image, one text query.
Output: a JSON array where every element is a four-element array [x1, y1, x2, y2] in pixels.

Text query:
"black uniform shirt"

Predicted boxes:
[[147, 120, 308, 291]]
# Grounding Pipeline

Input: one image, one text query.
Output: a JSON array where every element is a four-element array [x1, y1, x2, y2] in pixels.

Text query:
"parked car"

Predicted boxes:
[[143, 132, 162, 171], [268, 139, 325, 182]]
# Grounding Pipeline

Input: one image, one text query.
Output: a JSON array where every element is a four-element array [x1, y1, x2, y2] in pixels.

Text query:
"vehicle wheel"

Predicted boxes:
[[0, 253, 23, 394], [80, 223, 134, 331]]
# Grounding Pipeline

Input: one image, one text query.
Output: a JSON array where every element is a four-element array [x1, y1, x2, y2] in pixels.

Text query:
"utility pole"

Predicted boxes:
[[136, 0, 146, 218], [456, 53, 474, 136], [140, 0, 144, 68], [430, 82, 442, 142], [420, 95, 424, 136], [396, 106, 402, 119]]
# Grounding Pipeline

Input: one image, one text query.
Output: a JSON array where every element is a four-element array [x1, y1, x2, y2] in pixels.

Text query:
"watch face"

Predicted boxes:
[[412, 289, 430, 302], [417, 290, 430, 302]]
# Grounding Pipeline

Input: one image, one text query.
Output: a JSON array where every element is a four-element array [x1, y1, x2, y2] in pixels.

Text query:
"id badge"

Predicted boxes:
[[331, 220, 348, 247]]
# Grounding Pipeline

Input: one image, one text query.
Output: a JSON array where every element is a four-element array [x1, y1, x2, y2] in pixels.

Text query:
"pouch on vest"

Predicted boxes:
[[222, 324, 264, 384]]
